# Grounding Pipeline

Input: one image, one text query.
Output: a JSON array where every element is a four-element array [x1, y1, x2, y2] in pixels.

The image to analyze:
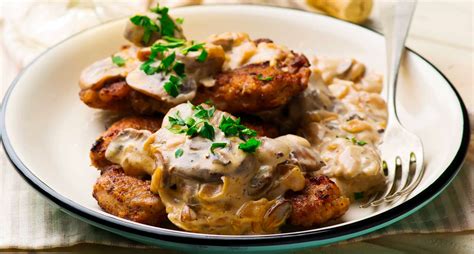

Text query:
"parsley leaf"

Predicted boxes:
[[198, 122, 215, 140], [164, 75, 182, 97], [172, 62, 185, 77], [175, 148, 184, 158], [193, 105, 215, 119], [129, 15, 159, 44], [168, 111, 186, 126], [238, 138, 261, 153], [257, 74, 273, 81], [111, 55, 126, 67], [210, 142, 227, 154], [159, 52, 176, 73], [197, 49, 208, 62], [219, 116, 241, 136], [181, 43, 205, 55], [150, 5, 176, 37], [218, 116, 257, 140], [345, 136, 368, 146], [176, 17, 184, 24], [162, 36, 185, 44]]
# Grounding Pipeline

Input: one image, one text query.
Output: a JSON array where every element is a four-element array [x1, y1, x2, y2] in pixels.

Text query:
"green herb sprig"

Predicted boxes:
[[111, 55, 126, 67]]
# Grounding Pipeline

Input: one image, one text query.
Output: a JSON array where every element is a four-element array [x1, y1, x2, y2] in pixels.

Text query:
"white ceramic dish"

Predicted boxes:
[[1, 5, 470, 253]]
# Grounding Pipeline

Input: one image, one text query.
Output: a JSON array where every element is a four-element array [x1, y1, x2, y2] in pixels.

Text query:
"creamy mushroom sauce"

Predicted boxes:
[[79, 45, 139, 90], [297, 56, 387, 196], [206, 32, 291, 71], [105, 103, 321, 234]]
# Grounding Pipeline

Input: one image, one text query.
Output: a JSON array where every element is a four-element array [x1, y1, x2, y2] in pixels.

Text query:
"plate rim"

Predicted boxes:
[[0, 4, 471, 248]]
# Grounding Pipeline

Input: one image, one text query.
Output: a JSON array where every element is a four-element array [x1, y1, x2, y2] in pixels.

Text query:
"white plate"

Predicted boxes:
[[1, 5, 470, 253]]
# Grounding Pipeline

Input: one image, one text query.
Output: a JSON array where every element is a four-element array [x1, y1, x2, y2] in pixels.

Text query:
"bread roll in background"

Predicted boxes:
[[307, 0, 373, 23]]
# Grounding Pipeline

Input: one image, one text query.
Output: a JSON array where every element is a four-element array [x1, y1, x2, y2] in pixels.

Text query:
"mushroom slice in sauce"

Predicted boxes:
[[105, 128, 156, 177], [124, 12, 185, 47], [79, 46, 139, 90], [103, 103, 321, 234], [126, 68, 197, 105], [175, 43, 226, 87]]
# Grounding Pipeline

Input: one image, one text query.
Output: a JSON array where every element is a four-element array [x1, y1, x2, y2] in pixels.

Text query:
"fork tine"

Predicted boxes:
[[394, 152, 424, 196], [370, 158, 401, 206], [384, 153, 413, 201]]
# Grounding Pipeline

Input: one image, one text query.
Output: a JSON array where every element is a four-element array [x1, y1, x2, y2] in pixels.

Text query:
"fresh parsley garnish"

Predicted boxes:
[[181, 43, 205, 55], [168, 111, 186, 126], [238, 138, 261, 153], [162, 36, 185, 44], [176, 17, 184, 24], [111, 55, 126, 67], [164, 75, 182, 97], [181, 42, 208, 62], [210, 142, 226, 154], [172, 62, 186, 77], [150, 5, 176, 37], [175, 148, 184, 158], [257, 74, 273, 81], [197, 49, 208, 62], [198, 122, 215, 140], [167, 106, 215, 140], [345, 136, 367, 146], [159, 52, 176, 72], [219, 116, 257, 140], [193, 105, 215, 119], [129, 15, 159, 44]]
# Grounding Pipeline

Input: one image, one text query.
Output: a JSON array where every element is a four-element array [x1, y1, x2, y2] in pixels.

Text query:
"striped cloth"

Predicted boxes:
[[0, 0, 473, 250]]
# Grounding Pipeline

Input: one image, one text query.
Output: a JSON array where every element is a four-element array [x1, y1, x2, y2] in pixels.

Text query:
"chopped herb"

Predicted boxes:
[[140, 62, 158, 75], [219, 116, 241, 137], [150, 5, 176, 37], [172, 62, 186, 77], [185, 117, 196, 127], [159, 52, 176, 73], [176, 17, 184, 24], [354, 192, 364, 200], [197, 49, 208, 62], [238, 138, 261, 153], [186, 124, 199, 137], [240, 128, 257, 137], [345, 136, 367, 146], [219, 116, 257, 140], [193, 105, 215, 119], [198, 122, 215, 140], [164, 75, 182, 97], [181, 43, 205, 55], [168, 111, 186, 126], [210, 142, 227, 154], [129, 15, 159, 44], [175, 148, 184, 158], [163, 36, 185, 44], [257, 74, 273, 81], [111, 55, 125, 67]]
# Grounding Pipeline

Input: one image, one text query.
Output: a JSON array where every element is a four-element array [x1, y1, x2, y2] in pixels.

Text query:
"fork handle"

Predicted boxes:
[[384, 1, 417, 123]]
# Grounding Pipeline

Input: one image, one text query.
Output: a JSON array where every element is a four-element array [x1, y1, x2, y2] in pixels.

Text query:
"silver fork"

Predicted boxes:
[[361, 1, 424, 208]]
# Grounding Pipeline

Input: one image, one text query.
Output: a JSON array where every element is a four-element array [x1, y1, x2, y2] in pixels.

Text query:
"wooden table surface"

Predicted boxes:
[[1, 1, 472, 253]]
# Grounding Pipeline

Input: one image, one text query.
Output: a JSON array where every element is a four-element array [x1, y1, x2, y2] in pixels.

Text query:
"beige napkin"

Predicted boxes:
[[1, 0, 473, 250]]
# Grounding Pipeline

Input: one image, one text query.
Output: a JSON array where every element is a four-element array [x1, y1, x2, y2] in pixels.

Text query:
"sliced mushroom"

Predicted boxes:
[[176, 43, 226, 83], [126, 67, 196, 104], [79, 46, 139, 90], [105, 128, 156, 177], [262, 200, 292, 232], [124, 12, 186, 47]]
